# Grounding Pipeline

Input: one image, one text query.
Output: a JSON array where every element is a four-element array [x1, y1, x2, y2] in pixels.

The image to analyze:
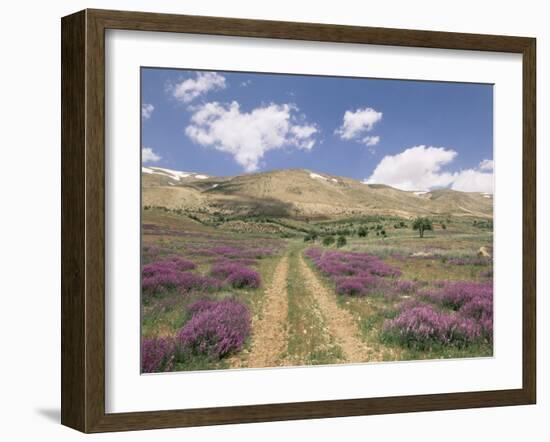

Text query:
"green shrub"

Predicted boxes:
[[412, 217, 433, 238], [336, 236, 347, 248]]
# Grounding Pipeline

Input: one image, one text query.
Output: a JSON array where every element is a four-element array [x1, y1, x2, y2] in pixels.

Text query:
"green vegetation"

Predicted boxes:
[[336, 235, 347, 248], [412, 217, 433, 238], [473, 219, 493, 229]]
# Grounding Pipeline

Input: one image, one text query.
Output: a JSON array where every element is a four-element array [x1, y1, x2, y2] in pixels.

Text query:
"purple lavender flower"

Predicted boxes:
[[336, 278, 366, 296], [226, 268, 261, 289], [210, 261, 261, 289], [304, 248, 323, 260], [382, 303, 481, 349], [177, 273, 223, 293], [394, 280, 418, 294], [141, 257, 219, 298], [142, 244, 161, 258], [142, 269, 185, 295], [177, 299, 251, 359], [423, 281, 493, 311], [210, 261, 245, 279], [141, 336, 175, 373], [304, 248, 401, 296], [479, 316, 494, 343], [460, 295, 493, 321], [142, 257, 196, 277]]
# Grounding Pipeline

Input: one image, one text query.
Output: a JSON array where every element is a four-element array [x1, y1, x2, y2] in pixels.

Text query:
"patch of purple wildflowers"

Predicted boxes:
[[141, 337, 175, 373], [177, 299, 251, 359], [382, 303, 481, 349]]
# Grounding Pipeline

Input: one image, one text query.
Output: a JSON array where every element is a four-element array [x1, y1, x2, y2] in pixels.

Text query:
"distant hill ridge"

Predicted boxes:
[[142, 167, 493, 219]]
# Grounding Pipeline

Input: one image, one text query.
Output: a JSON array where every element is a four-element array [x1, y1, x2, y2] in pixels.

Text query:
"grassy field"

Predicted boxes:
[[141, 207, 493, 373]]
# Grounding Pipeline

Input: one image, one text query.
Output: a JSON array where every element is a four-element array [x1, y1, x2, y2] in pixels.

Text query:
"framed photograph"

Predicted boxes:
[[61, 9, 536, 433]]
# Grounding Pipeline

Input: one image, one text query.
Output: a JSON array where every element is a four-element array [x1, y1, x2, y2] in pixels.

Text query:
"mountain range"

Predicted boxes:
[[142, 167, 493, 219]]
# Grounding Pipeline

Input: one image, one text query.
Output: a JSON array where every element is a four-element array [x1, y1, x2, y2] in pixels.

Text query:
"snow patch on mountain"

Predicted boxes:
[[142, 167, 210, 181], [310, 172, 327, 181]]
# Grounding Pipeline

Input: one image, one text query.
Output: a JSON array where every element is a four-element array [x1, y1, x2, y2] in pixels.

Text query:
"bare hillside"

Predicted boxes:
[[142, 167, 493, 219]]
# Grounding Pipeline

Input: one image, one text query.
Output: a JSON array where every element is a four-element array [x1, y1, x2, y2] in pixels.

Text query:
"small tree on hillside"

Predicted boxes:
[[336, 235, 347, 248], [323, 235, 335, 246], [412, 217, 433, 238], [358, 226, 368, 237]]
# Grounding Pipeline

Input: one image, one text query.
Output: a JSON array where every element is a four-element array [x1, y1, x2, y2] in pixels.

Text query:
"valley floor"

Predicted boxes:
[[141, 209, 493, 373]]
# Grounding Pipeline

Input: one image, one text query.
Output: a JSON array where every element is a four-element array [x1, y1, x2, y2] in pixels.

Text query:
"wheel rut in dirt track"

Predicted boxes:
[[298, 253, 372, 363], [246, 255, 290, 368]]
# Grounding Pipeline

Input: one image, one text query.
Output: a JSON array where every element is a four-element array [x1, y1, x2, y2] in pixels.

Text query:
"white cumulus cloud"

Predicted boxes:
[[142, 147, 161, 163], [335, 107, 383, 140], [364, 145, 493, 193], [185, 101, 318, 172], [363, 135, 380, 147], [450, 168, 494, 193], [141, 103, 154, 120], [169, 72, 226, 103], [479, 159, 494, 171], [365, 146, 456, 191]]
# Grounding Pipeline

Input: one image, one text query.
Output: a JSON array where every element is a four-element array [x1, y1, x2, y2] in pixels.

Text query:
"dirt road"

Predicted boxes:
[[241, 245, 377, 368], [246, 255, 290, 368], [297, 253, 372, 363]]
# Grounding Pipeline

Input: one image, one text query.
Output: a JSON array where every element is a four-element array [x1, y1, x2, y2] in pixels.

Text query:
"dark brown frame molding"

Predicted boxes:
[[61, 8, 536, 433]]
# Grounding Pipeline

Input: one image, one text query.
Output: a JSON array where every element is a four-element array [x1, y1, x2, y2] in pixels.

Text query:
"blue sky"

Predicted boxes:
[[141, 68, 494, 192]]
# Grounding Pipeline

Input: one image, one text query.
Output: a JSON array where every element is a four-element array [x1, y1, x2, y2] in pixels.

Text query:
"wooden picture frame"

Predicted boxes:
[[61, 8, 536, 433]]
